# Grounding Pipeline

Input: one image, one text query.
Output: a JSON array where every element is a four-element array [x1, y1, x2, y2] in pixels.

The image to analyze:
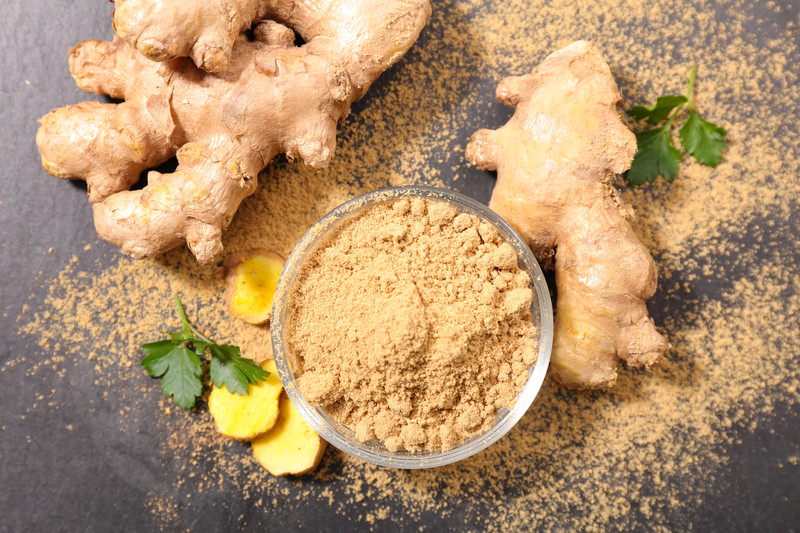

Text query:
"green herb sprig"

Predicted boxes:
[[141, 294, 268, 410], [626, 66, 727, 185]]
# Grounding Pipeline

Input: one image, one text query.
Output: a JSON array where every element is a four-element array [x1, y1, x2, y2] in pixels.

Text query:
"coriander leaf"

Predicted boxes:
[[142, 294, 268, 410], [679, 110, 727, 167], [626, 127, 682, 185], [142, 342, 203, 410], [625, 65, 726, 185], [627, 95, 687, 124], [209, 344, 269, 396], [142, 340, 181, 376]]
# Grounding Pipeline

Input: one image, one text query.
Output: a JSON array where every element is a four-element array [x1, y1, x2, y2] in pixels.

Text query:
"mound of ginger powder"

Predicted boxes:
[[287, 197, 538, 452]]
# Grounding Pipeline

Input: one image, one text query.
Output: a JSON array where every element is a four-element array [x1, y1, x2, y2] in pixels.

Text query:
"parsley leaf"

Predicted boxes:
[[625, 66, 726, 185], [209, 344, 269, 395], [627, 95, 687, 124], [140, 294, 269, 410], [627, 128, 682, 185], [679, 110, 727, 167], [142, 341, 203, 410]]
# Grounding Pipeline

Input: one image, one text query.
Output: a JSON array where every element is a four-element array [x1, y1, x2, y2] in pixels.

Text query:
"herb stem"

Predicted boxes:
[[663, 104, 684, 133], [174, 293, 190, 325], [174, 293, 213, 344], [662, 65, 698, 133], [686, 65, 697, 108]]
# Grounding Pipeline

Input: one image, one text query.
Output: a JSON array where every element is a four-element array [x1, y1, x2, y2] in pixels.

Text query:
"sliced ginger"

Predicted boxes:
[[224, 250, 284, 325], [251, 392, 326, 476], [466, 41, 668, 390], [209, 359, 283, 440]]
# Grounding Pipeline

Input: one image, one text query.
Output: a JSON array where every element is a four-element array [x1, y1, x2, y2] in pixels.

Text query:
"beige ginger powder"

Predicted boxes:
[[287, 197, 539, 452]]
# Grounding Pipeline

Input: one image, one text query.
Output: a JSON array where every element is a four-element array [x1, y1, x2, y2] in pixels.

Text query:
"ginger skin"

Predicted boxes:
[[466, 41, 668, 389], [37, 1, 430, 262], [113, 0, 428, 75]]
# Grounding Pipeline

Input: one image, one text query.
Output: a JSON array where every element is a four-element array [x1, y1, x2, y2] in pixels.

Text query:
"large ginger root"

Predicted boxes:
[[37, 1, 430, 263], [113, 0, 428, 75], [466, 41, 668, 390]]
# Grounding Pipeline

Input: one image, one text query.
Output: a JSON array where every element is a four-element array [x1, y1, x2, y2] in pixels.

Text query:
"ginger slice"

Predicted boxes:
[[37, 0, 431, 263], [224, 250, 284, 325], [209, 359, 283, 440], [466, 41, 669, 390], [251, 392, 326, 476]]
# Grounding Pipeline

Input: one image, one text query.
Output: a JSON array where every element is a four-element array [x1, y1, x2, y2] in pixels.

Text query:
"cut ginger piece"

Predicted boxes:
[[224, 250, 285, 325], [209, 359, 283, 440], [251, 392, 327, 476]]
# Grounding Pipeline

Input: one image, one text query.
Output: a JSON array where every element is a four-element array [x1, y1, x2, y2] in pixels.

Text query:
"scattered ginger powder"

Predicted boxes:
[[287, 197, 539, 452]]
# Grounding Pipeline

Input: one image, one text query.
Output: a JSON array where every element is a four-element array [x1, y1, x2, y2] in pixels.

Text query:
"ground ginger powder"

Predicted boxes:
[[286, 198, 539, 452]]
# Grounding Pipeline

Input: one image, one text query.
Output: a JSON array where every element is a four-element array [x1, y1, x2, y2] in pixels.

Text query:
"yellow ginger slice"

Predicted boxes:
[[224, 250, 284, 325], [251, 393, 327, 476], [209, 359, 282, 440]]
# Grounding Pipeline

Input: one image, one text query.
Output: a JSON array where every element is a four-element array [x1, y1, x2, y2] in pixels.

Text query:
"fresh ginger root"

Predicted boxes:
[[209, 359, 283, 440], [466, 41, 668, 390], [251, 392, 327, 476], [113, 0, 426, 75], [223, 250, 284, 325], [37, 0, 430, 263]]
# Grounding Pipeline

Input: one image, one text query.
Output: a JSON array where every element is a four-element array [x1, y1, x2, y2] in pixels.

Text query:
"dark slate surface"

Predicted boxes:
[[1, 1, 798, 531]]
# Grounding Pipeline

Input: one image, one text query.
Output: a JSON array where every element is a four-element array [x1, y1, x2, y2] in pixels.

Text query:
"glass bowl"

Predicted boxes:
[[270, 186, 553, 469]]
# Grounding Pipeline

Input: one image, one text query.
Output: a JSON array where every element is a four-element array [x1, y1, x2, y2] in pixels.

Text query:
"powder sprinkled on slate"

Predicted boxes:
[[10, 0, 800, 530]]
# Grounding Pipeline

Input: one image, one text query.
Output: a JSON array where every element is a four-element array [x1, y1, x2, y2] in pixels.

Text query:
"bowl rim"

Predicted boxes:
[[270, 185, 553, 469]]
